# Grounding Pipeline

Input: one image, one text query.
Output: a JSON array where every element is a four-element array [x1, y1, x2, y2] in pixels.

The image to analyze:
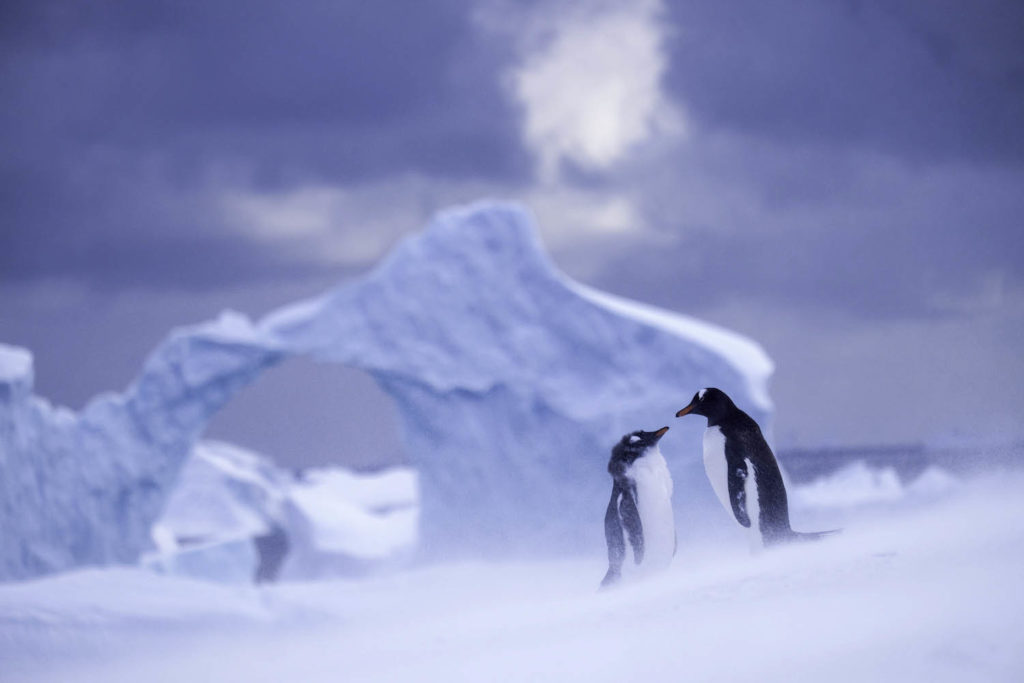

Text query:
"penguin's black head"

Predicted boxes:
[[611, 426, 669, 464], [675, 387, 735, 424]]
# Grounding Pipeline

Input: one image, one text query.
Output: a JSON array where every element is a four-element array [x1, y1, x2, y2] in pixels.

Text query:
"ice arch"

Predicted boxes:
[[0, 202, 772, 580]]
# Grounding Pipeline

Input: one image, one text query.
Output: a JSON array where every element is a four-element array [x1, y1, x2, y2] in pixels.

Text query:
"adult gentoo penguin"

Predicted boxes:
[[676, 388, 831, 547], [601, 426, 676, 587]]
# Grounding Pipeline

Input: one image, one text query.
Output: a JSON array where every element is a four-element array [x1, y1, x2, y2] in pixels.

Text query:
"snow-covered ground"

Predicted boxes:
[[3, 466, 1022, 682]]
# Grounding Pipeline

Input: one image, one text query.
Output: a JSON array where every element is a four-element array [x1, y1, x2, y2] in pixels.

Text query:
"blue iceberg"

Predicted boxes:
[[0, 202, 772, 580]]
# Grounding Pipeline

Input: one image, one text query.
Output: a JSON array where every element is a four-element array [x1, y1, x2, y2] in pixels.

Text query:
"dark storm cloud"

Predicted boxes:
[[3, 0, 1022, 303], [0, 153, 344, 290], [599, 140, 1024, 320], [663, 0, 1024, 164], [0, 0, 528, 288], [575, 0, 1024, 321], [1, 0, 525, 177]]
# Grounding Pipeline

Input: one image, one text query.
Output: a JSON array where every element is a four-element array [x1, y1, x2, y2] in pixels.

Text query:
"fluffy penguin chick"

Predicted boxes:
[[601, 426, 676, 587]]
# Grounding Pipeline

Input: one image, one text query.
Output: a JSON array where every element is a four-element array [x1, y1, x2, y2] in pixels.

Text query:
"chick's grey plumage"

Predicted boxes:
[[601, 426, 673, 587]]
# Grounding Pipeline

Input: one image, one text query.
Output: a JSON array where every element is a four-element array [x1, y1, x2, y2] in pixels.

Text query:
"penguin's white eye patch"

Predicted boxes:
[[698, 389, 707, 400], [629, 435, 641, 444]]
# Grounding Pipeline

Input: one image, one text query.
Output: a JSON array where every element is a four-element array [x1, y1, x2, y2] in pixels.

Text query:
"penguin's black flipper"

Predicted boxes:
[[601, 484, 625, 588], [620, 483, 644, 565], [727, 460, 752, 528]]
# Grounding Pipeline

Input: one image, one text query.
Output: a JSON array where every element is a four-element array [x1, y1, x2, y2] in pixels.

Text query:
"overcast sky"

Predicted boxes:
[[2, 0, 1022, 463]]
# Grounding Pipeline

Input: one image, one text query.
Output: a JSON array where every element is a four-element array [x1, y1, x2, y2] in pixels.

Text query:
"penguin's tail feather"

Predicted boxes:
[[789, 528, 841, 543]]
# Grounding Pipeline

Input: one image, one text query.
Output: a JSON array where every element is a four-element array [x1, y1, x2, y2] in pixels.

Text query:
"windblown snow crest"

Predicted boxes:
[[0, 202, 772, 580]]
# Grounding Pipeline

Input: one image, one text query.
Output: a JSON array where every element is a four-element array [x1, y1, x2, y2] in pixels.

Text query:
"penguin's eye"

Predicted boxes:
[[629, 435, 641, 444]]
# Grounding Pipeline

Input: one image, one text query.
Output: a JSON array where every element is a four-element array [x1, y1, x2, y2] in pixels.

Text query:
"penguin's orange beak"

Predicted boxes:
[[653, 426, 669, 439], [675, 401, 697, 418]]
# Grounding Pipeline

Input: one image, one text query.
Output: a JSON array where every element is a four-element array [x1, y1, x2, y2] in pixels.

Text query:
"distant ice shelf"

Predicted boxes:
[[0, 201, 773, 581]]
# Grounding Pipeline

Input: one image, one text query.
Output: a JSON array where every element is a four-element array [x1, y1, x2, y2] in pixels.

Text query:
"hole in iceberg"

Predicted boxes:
[[146, 358, 418, 583], [206, 358, 405, 471]]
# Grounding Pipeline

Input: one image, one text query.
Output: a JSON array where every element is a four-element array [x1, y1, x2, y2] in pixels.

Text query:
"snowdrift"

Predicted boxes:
[[145, 440, 417, 582]]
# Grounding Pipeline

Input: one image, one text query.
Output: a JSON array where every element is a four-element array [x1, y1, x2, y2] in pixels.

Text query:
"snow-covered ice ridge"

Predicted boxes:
[[0, 314, 285, 581], [0, 201, 772, 580]]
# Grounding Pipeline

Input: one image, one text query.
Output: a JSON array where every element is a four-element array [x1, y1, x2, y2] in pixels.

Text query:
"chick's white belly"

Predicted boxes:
[[626, 450, 675, 569]]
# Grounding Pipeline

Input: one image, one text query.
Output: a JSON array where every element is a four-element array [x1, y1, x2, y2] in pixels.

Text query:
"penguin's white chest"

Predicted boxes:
[[703, 426, 731, 515], [624, 447, 675, 570]]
